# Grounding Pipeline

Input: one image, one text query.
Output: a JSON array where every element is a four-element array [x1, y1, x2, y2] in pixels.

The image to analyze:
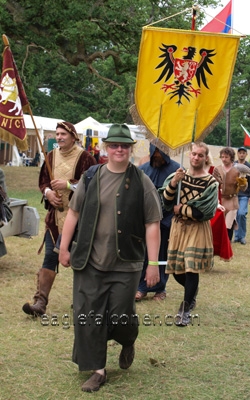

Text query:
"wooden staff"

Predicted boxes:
[[191, 5, 199, 31]]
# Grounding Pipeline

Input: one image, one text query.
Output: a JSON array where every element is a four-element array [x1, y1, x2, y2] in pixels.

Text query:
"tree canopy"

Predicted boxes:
[[0, 0, 249, 147]]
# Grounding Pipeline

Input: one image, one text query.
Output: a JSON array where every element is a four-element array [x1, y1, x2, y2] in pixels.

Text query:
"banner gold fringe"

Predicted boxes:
[[130, 104, 190, 156], [196, 110, 225, 142], [130, 104, 225, 156], [0, 127, 28, 151]]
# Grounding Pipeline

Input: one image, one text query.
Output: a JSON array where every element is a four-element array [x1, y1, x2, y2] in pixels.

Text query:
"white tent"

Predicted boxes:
[[14, 115, 63, 167], [11, 145, 23, 166], [74, 116, 109, 142]]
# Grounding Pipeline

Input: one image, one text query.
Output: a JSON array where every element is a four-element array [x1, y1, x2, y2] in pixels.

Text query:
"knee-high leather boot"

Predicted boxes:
[[22, 268, 56, 316]]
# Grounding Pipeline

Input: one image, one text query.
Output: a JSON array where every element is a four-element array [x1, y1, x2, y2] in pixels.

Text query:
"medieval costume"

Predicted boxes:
[[214, 164, 247, 240], [70, 163, 162, 370], [208, 166, 233, 262], [161, 171, 218, 273], [59, 124, 162, 392], [22, 121, 96, 316], [159, 161, 218, 328]]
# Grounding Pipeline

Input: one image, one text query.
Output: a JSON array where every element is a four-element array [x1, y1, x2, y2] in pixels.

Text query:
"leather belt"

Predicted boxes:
[[221, 194, 237, 198]]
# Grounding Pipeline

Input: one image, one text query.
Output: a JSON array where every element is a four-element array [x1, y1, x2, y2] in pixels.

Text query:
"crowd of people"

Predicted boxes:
[[2, 121, 250, 393]]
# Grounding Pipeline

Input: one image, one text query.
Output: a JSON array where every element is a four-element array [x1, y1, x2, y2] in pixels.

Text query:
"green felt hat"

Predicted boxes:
[[102, 124, 136, 144]]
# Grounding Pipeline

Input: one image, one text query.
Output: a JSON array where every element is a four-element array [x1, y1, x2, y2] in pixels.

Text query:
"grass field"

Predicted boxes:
[[1, 165, 250, 399]]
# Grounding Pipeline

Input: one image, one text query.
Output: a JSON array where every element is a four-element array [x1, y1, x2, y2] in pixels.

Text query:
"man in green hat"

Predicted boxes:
[[59, 123, 162, 393]]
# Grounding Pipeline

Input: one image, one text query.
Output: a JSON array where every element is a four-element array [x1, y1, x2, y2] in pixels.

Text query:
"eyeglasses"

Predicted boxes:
[[108, 144, 131, 149]]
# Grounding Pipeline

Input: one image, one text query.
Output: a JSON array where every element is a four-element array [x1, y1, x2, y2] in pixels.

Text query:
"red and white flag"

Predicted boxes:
[[0, 41, 29, 150], [201, 0, 232, 33], [241, 124, 250, 147]]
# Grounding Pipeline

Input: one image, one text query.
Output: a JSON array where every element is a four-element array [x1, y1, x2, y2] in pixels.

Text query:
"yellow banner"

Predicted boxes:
[[135, 27, 240, 150]]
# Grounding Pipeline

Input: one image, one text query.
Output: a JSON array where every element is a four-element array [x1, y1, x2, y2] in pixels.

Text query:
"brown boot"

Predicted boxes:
[[22, 268, 56, 316]]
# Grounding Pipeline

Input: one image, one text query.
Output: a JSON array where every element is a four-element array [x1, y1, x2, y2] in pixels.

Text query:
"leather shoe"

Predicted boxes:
[[82, 370, 107, 392], [135, 291, 147, 301], [119, 344, 135, 369], [175, 301, 191, 327]]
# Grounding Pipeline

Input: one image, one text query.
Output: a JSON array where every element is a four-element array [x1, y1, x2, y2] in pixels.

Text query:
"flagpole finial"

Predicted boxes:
[[191, 4, 200, 30], [2, 35, 9, 47], [192, 4, 200, 12]]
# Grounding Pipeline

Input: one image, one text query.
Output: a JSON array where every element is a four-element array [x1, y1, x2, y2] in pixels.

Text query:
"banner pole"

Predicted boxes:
[[191, 4, 198, 30], [177, 5, 197, 203]]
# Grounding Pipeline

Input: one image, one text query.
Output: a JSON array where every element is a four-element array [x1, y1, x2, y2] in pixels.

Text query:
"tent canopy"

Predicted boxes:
[[74, 116, 109, 139]]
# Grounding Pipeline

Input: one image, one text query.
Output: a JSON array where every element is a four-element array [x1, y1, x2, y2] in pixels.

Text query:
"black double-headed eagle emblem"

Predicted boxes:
[[154, 44, 216, 105]]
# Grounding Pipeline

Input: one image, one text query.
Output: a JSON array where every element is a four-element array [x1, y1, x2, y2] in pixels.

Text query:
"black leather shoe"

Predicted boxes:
[[119, 344, 135, 369]]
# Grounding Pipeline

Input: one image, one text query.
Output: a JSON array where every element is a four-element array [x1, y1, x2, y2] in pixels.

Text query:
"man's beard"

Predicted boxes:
[[191, 161, 204, 170], [151, 158, 165, 168]]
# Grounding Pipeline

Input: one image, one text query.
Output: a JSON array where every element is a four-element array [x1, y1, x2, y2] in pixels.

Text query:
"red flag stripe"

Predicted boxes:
[[201, 0, 232, 33], [241, 124, 250, 147]]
